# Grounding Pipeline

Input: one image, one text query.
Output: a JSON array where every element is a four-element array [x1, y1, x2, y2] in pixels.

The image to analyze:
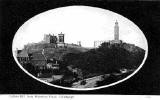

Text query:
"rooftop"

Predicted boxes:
[[17, 50, 29, 58]]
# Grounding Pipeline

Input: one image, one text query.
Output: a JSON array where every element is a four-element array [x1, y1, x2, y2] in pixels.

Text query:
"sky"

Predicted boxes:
[[12, 6, 148, 50]]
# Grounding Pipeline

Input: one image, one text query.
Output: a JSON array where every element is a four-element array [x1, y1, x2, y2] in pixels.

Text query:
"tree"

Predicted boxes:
[[61, 42, 145, 77], [24, 63, 37, 76]]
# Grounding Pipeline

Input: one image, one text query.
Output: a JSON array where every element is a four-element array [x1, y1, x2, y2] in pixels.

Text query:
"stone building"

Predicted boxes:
[[43, 32, 65, 47], [57, 32, 65, 47], [113, 20, 121, 44], [16, 49, 31, 65], [43, 34, 57, 44]]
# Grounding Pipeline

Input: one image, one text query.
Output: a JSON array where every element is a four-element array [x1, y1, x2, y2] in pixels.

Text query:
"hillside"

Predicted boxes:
[[23, 43, 90, 60], [61, 42, 145, 76], [19, 41, 146, 87]]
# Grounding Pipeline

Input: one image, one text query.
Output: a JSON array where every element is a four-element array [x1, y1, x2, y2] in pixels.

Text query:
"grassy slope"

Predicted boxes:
[[25, 43, 90, 60]]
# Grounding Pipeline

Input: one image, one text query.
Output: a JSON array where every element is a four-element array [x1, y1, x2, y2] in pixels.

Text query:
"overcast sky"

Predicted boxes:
[[12, 6, 148, 51]]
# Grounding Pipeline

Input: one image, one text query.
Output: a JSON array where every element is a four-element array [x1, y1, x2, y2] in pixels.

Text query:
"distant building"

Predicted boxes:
[[16, 48, 60, 70], [77, 41, 81, 47], [40, 32, 82, 48], [57, 32, 65, 47], [46, 60, 59, 69], [94, 20, 121, 48], [114, 20, 119, 41], [43, 34, 57, 44], [43, 32, 66, 47], [30, 52, 46, 69], [94, 40, 106, 48], [16, 49, 31, 65], [113, 20, 121, 44], [65, 43, 82, 48]]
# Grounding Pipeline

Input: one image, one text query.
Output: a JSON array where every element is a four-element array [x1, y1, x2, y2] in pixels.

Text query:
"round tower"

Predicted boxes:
[[114, 20, 119, 41]]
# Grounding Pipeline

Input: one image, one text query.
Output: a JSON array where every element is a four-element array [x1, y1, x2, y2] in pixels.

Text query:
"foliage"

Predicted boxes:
[[62, 42, 145, 75], [23, 63, 37, 76]]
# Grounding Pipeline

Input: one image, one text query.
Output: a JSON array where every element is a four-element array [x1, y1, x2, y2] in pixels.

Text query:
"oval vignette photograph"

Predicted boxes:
[[12, 6, 148, 90]]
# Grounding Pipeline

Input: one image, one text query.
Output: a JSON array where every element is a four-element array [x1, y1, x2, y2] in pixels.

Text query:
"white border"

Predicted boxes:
[[1, 95, 159, 100], [12, 5, 148, 91]]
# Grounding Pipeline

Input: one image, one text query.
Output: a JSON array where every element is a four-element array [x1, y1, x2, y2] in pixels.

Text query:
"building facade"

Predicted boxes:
[[43, 34, 57, 44], [57, 32, 65, 47], [16, 49, 31, 65], [43, 33, 66, 47]]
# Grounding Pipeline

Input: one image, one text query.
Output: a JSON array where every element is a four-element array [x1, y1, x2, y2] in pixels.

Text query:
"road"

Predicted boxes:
[[72, 74, 110, 88], [39, 75, 63, 82]]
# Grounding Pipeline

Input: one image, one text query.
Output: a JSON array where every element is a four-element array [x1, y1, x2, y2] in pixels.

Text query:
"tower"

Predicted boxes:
[[58, 32, 64, 43], [50, 34, 57, 44], [57, 32, 65, 47], [114, 20, 119, 41]]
